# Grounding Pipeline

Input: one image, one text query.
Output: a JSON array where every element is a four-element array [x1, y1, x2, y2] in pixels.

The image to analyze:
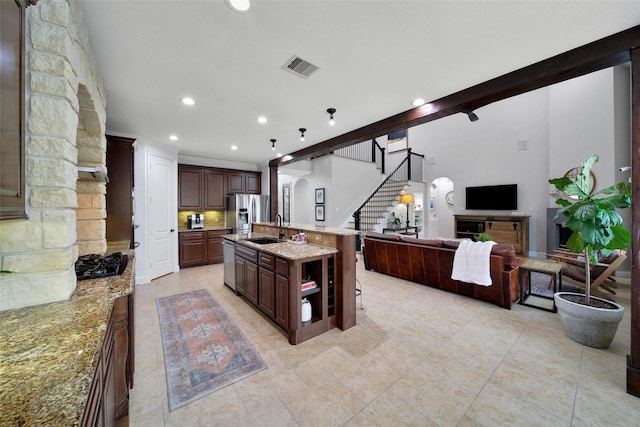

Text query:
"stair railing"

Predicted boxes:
[[353, 148, 424, 249], [333, 139, 386, 174]]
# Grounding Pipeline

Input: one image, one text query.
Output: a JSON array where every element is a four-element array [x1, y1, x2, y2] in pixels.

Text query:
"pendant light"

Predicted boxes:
[[270, 138, 276, 150], [299, 128, 306, 142], [327, 108, 336, 126]]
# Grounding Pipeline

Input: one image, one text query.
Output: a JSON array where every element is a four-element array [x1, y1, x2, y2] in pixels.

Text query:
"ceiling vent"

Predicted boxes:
[[281, 55, 320, 79]]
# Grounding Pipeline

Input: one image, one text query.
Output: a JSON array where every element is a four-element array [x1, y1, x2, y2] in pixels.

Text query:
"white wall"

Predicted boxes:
[[411, 88, 550, 254]]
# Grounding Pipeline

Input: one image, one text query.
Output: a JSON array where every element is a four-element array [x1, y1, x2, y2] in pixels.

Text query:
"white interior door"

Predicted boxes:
[[149, 153, 176, 279]]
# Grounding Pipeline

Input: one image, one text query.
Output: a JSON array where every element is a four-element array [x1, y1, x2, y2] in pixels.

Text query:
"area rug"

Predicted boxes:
[[156, 289, 267, 411]]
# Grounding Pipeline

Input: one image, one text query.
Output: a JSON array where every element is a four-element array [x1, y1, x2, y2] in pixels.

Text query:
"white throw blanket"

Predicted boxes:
[[451, 239, 497, 286]]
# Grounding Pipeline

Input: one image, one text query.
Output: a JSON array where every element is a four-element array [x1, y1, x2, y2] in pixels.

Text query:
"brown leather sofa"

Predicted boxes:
[[362, 232, 522, 309]]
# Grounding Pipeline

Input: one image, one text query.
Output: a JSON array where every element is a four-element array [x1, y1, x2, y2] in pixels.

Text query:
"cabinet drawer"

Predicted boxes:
[[180, 231, 206, 240], [276, 258, 288, 276], [208, 229, 230, 239], [259, 253, 275, 269], [236, 244, 258, 263]]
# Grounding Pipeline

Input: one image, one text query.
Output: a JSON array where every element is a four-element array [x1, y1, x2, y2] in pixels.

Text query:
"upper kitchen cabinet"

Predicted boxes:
[[178, 165, 203, 210], [203, 169, 226, 210], [227, 171, 261, 194], [178, 165, 226, 211]]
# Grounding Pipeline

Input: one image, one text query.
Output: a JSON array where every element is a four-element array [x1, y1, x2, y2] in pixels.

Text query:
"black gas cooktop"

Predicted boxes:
[[75, 252, 128, 281]]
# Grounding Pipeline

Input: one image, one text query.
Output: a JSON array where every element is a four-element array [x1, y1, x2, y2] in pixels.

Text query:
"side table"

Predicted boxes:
[[519, 259, 563, 312]]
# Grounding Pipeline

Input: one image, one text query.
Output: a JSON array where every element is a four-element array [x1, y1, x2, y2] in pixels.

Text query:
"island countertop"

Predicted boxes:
[[0, 249, 135, 426], [224, 233, 338, 260], [252, 222, 359, 236]]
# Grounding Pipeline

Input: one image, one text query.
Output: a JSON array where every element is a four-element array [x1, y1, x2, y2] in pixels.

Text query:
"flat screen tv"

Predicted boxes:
[[465, 184, 517, 210]]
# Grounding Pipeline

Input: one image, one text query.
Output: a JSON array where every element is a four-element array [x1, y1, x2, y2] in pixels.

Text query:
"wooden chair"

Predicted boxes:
[[546, 248, 627, 301]]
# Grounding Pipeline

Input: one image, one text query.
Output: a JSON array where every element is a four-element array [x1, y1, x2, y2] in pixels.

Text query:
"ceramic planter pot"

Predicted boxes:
[[554, 292, 624, 349]]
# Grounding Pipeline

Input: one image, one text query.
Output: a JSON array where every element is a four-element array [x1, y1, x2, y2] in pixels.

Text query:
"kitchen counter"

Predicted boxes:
[[224, 233, 338, 260], [0, 248, 135, 426], [178, 226, 231, 232], [252, 222, 359, 236]]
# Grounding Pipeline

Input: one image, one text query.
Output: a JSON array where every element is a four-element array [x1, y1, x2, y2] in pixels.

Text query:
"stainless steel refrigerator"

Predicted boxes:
[[226, 194, 270, 233]]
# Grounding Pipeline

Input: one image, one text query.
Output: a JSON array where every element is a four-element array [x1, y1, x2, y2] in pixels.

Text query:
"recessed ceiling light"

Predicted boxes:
[[227, 0, 250, 12], [412, 98, 425, 107], [257, 116, 267, 124], [231, 145, 238, 150], [277, 152, 283, 157], [182, 97, 195, 106], [169, 135, 178, 141]]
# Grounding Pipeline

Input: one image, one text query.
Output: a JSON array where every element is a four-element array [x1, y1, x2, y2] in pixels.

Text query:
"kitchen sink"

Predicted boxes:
[[246, 237, 285, 245]]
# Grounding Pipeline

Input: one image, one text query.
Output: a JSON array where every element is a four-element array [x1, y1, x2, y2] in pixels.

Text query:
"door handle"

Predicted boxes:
[[170, 229, 175, 232], [134, 242, 141, 248]]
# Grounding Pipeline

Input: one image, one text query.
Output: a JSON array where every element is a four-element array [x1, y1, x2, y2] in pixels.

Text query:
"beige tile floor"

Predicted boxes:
[[130, 258, 639, 426]]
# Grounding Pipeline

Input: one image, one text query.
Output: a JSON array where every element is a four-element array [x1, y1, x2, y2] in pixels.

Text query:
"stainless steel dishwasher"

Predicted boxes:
[[222, 238, 236, 290]]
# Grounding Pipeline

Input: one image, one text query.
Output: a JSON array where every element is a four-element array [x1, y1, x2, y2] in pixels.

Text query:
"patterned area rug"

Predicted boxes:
[[157, 289, 267, 411]]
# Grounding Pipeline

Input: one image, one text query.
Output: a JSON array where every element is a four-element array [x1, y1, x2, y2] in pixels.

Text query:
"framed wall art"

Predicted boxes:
[[387, 129, 407, 153], [315, 188, 325, 204], [315, 205, 325, 221]]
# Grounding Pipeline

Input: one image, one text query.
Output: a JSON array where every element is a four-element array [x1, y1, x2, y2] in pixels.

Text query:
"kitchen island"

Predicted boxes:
[[0, 242, 135, 426], [226, 222, 358, 344]]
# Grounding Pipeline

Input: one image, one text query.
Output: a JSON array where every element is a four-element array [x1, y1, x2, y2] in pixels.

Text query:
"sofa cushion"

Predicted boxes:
[[443, 240, 462, 249], [400, 236, 443, 247], [490, 244, 517, 268]]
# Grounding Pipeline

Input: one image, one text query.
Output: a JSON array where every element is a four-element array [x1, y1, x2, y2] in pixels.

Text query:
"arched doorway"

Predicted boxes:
[[426, 177, 454, 239]]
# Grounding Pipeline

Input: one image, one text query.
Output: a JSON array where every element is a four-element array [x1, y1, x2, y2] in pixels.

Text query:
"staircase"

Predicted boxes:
[[352, 148, 425, 249], [350, 179, 408, 232]]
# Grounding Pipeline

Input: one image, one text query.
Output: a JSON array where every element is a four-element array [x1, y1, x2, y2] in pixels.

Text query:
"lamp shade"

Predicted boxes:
[[399, 194, 415, 204]]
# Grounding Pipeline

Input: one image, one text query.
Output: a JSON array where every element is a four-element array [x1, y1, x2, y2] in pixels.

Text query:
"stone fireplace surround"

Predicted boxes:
[[0, 0, 107, 310]]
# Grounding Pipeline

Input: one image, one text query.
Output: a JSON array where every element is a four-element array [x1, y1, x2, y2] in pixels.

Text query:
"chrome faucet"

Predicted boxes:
[[275, 214, 285, 239]]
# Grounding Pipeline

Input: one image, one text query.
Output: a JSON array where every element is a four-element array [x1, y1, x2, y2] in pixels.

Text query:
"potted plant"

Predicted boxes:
[[549, 154, 631, 348], [474, 232, 493, 242], [389, 212, 402, 228]]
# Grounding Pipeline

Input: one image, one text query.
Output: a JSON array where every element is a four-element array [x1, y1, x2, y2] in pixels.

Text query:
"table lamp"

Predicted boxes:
[[399, 193, 415, 227]]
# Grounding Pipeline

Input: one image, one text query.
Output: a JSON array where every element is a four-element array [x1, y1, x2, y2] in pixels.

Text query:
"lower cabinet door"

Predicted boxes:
[[258, 267, 276, 319], [235, 257, 246, 295], [275, 274, 289, 329], [179, 233, 207, 267], [245, 261, 258, 305]]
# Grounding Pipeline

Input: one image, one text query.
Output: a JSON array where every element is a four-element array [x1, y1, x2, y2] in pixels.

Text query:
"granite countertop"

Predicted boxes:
[[178, 226, 232, 232], [0, 248, 135, 426], [224, 233, 338, 260], [252, 222, 360, 236]]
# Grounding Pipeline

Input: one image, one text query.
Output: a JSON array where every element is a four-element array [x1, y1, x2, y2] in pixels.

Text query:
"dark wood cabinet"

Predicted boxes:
[[226, 171, 261, 194], [235, 256, 246, 296], [275, 270, 289, 329], [106, 135, 135, 246], [245, 261, 259, 306], [82, 293, 134, 426], [178, 165, 204, 211], [179, 165, 261, 210], [203, 169, 226, 210], [0, 0, 26, 220], [178, 231, 207, 267], [206, 230, 226, 263], [179, 229, 231, 268], [258, 266, 276, 319]]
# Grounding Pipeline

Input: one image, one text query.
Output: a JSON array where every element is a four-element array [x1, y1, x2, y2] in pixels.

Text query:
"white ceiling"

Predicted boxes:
[[80, 1, 639, 167]]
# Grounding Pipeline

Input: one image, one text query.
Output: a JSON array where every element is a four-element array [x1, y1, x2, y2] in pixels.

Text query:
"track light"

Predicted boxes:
[[270, 138, 276, 150], [466, 111, 479, 122], [299, 128, 306, 142], [327, 108, 336, 126]]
